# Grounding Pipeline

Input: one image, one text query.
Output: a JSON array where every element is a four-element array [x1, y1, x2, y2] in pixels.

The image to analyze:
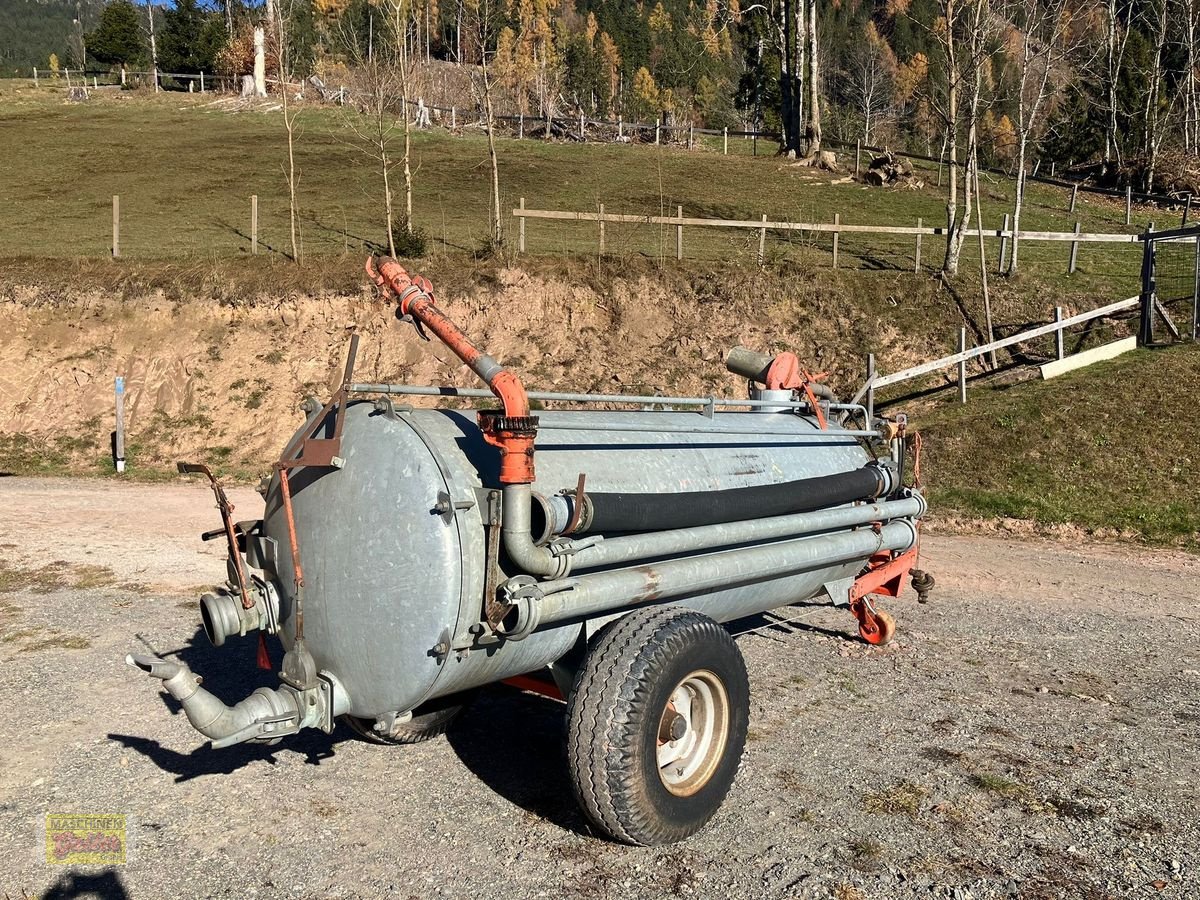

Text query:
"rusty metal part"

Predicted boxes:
[[564, 473, 588, 536], [910, 569, 935, 604], [367, 256, 538, 484], [177, 462, 253, 612], [483, 491, 507, 628], [277, 334, 360, 470], [276, 466, 305, 642]]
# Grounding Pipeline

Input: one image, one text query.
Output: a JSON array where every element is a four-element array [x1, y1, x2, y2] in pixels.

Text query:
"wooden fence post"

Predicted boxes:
[[999, 213, 1010, 274], [33, 67, 39, 87], [688, 125, 694, 150], [1050, 161, 1055, 178], [1182, 193, 1193, 228], [958, 328, 967, 404], [518, 197, 526, 253], [855, 139, 861, 177], [758, 214, 767, 267], [114, 376, 126, 474], [832, 213, 840, 268], [519, 113, 524, 139], [723, 127, 728, 156], [200, 70, 205, 92], [579, 110, 585, 141], [1125, 186, 1132, 226], [915, 217, 922, 272], [112, 195, 120, 258], [655, 119, 661, 145], [618, 117, 623, 139], [1054, 306, 1065, 360], [676, 205, 683, 260], [598, 203, 605, 255], [251, 195, 258, 255], [1069, 183, 1078, 213], [451, 106, 456, 129], [1068, 221, 1081, 273]]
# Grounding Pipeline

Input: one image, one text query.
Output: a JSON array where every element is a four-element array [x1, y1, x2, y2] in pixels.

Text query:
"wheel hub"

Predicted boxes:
[[656, 669, 730, 797]]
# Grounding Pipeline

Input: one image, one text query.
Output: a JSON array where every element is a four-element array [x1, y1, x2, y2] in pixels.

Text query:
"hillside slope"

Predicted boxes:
[[921, 344, 1200, 544]]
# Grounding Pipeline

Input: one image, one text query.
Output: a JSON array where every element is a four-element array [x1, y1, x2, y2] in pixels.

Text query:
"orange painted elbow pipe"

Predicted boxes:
[[367, 257, 537, 483]]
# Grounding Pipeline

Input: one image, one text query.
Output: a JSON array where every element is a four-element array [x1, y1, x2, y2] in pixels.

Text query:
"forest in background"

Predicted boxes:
[[9, 0, 1200, 185]]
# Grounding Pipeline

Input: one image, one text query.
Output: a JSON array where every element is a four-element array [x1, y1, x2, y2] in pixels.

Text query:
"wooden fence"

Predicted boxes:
[[856, 295, 1142, 414], [512, 201, 1194, 272]]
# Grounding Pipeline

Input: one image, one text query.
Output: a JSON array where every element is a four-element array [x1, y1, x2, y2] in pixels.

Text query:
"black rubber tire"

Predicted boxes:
[[565, 605, 750, 846], [342, 691, 474, 745]]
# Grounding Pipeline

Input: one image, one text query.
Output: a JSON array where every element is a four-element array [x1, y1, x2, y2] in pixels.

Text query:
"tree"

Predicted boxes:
[[1001, 0, 1083, 274], [87, 0, 146, 67], [272, 0, 305, 260], [342, 0, 419, 256], [466, 0, 505, 250], [159, 0, 226, 74], [842, 23, 897, 143]]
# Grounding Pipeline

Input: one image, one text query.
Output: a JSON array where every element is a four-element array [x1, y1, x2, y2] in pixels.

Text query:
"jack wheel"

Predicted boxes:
[[857, 606, 896, 646]]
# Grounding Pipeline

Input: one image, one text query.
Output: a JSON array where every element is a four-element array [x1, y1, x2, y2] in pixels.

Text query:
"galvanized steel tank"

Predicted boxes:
[[260, 401, 882, 720]]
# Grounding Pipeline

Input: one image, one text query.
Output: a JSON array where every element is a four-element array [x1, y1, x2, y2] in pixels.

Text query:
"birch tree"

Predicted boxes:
[[272, 0, 302, 260], [1101, 0, 1130, 174], [342, 3, 415, 256], [1003, 0, 1082, 273]]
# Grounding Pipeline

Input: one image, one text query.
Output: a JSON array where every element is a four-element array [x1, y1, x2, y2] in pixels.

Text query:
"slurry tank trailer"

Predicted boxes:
[[128, 258, 931, 846]]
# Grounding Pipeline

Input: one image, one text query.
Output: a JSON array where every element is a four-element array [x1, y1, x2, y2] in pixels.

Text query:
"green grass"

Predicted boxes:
[[0, 84, 1164, 300], [921, 343, 1200, 544]]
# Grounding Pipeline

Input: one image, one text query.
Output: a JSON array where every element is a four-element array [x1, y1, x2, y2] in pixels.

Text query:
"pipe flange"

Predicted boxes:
[[478, 411, 540, 436]]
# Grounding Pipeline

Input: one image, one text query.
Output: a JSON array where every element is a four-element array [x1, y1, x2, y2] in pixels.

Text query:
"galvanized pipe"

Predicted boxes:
[[533, 420, 880, 438], [348, 382, 869, 417], [503, 484, 570, 578], [566, 494, 925, 571], [530, 520, 919, 626]]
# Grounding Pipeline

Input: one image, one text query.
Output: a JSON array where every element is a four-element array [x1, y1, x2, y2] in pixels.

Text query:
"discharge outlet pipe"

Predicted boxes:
[[368, 257, 538, 485], [525, 519, 919, 628], [125, 654, 302, 749]]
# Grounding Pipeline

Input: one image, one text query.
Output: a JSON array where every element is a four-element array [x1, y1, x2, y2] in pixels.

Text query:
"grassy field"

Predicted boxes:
[[920, 342, 1200, 543], [0, 80, 1168, 300]]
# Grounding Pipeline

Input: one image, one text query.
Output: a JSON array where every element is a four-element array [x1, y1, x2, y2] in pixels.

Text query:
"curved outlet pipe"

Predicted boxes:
[[367, 257, 538, 484], [126, 654, 300, 749]]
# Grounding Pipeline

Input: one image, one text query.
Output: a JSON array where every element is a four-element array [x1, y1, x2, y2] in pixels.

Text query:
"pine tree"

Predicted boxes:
[[87, 0, 146, 68]]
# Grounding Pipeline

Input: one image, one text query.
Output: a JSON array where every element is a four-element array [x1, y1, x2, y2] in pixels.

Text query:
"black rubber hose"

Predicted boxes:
[[580, 465, 889, 535]]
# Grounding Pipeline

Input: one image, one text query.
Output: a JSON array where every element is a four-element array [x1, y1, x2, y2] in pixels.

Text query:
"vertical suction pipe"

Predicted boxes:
[[367, 256, 538, 485]]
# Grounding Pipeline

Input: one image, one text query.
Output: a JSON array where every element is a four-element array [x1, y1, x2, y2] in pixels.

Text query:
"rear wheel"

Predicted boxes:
[[342, 691, 475, 745], [565, 605, 750, 845]]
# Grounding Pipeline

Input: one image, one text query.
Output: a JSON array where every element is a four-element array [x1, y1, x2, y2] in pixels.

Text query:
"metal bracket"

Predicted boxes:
[[435, 490, 476, 524], [482, 490, 507, 628], [372, 396, 412, 421], [820, 577, 855, 608]]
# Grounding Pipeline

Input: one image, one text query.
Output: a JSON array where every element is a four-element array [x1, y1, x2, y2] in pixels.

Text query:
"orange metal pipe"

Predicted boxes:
[[367, 257, 537, 483]]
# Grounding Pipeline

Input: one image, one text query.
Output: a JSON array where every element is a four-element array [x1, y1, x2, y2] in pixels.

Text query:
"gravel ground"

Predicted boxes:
[[0, 478, 1197, 900]]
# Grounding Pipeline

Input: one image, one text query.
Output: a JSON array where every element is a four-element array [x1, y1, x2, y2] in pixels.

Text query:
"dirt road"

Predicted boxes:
[[0, 478, 1196, 899]]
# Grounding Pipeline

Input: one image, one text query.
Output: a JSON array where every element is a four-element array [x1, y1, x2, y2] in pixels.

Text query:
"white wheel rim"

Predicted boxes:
[[656, 669, 730, 797]]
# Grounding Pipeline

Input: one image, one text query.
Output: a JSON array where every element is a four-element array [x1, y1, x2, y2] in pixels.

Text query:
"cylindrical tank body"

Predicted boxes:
[[262, 400, 884, 719]]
